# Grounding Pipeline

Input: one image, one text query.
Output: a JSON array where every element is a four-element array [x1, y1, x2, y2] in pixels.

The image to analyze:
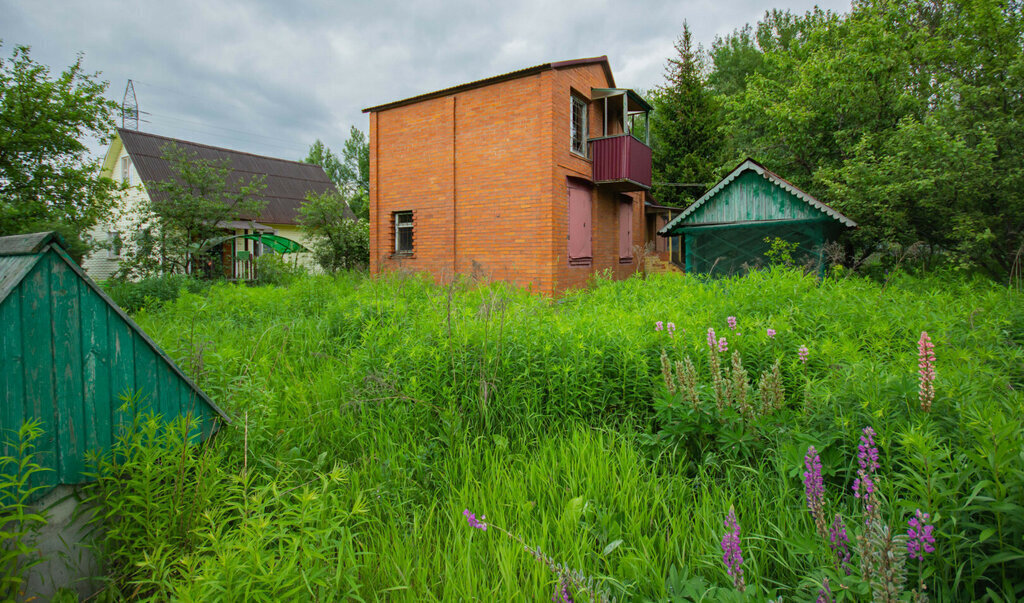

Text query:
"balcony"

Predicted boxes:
[[589, 134, 652, 192]]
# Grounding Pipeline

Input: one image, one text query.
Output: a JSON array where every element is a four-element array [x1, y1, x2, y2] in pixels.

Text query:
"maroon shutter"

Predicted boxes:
[[619, 199, 633, 259], [568, 180, 592, 261]]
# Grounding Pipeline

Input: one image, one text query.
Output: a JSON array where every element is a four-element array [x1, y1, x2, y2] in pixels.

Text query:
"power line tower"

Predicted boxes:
[[122, 79, 139, 130]]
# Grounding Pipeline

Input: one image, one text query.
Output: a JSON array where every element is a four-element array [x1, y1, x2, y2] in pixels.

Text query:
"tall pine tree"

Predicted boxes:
[[649, 23, 721, 207]]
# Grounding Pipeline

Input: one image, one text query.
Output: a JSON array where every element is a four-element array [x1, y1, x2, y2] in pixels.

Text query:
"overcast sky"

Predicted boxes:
[[2, 0, 851, 162]]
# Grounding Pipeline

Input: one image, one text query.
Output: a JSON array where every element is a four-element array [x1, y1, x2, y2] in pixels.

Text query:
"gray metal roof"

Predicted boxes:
[[658, 158, 857, 235], [118, 128, 354, 225]]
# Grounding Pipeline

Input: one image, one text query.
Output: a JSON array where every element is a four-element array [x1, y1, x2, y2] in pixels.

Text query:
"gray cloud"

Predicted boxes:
[[1, 0, 851, 161]]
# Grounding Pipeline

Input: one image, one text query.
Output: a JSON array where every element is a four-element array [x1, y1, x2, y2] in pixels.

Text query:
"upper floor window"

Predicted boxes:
[[394, 211, 414, 254], [107, 231, 122, 259], [120, 156, 133, 185], [570, 96, 588, 157]]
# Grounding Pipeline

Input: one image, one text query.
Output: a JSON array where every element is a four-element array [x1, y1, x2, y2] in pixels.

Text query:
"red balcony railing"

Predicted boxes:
[[589, 134, 652, 191]]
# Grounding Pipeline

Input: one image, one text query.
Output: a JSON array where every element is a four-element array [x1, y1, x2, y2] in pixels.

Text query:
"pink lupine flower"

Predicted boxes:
[[853, 427, 880, 523], [655, 321, 663, 332], [798, 345, 809, 364], [918, 331, 936, 412], [907, 509, 935, 560], [707, 327, 717, 349], [718, 337, 728, 353], [727, 316, 737, 330], [804, 446, 826, 537], [766, 328, 776, 339], [463, 509, 487, 531], [721, 507, 745, 592], [667, 322, 676, 337]]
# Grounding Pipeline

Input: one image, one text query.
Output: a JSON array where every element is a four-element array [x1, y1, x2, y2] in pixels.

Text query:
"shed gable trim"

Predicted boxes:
[[658, 159, 857, 236]]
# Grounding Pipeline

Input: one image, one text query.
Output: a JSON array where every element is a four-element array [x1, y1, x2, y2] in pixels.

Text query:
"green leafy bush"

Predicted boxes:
[[254, 254, 307, 286], [100, 274, 209, 313]]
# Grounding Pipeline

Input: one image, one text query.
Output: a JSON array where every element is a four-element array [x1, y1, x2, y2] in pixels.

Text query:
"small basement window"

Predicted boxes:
[[394, 211, 413, 254], [570, 95, 588, 157]]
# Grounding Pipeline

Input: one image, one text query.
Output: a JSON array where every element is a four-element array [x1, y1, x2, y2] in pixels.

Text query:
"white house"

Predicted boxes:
[[83, 128, 350, 280]]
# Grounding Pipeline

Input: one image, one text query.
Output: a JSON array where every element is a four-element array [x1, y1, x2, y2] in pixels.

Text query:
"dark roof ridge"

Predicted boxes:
[[362, 56, 612, 113], [117, 128, 314, 168]]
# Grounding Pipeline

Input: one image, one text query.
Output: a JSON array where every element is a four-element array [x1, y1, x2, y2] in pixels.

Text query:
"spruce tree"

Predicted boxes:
[[649, 23, 722, 208]]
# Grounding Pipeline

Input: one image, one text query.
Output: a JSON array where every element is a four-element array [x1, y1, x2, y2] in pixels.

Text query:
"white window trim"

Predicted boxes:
[[394, 211, 413, 254], [570, 95, 588, 158], [107, 230, 121, 259], [120, 156, 132, 186]]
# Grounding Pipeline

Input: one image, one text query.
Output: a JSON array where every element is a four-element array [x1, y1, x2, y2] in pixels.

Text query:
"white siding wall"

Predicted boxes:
[[81, 145, 149, 281]]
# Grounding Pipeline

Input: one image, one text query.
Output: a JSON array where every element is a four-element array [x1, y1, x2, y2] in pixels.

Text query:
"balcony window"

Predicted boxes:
[[570, 95, 588, 157]]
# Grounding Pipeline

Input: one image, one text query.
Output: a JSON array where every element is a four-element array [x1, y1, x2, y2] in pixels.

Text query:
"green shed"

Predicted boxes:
[[658, 158, 857, 276], [0, 232, 228, 491]]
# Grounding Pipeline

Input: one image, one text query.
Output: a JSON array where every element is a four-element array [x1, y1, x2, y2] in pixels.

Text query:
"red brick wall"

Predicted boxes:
[[369, 61, 646, 296]]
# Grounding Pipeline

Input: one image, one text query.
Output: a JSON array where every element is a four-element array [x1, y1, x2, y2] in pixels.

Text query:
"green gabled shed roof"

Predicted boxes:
[[1, 232, 229, 489], [658, 158, 857, 235]]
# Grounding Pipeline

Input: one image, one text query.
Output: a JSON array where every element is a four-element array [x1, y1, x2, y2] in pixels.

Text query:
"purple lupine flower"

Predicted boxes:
[[766, 328, 776, 339], [718, 337, 728, 353], [655, 321, 664, 332], [853, 427, 880, 523], [907, 509, 935, 560], [918, 331, 936, 412], [798, 345, 809, 364], [727, 316, 737, 330], [829, 514, 852, 574], [463, 509, 487, 531], [816, 577, 832, 603], [707, 327, 717, 349], [721, 507, 745, 592], [667, 322, 676, 337], [804, 446, 826, 536], [552, 575, 574, 603]]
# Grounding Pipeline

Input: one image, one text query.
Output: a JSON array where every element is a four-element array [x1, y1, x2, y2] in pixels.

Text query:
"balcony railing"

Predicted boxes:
[[589, 134, 652, 192]]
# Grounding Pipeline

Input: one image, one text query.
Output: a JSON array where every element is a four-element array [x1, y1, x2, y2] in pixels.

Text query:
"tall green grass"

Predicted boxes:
[[83, 268, 1023, 600]]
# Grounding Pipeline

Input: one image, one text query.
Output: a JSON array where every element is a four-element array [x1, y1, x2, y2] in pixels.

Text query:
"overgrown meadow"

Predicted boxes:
[[67, 269, 1024, 599]]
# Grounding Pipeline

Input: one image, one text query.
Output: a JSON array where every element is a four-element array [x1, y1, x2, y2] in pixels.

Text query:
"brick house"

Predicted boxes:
[[363, 56, 658, 295]]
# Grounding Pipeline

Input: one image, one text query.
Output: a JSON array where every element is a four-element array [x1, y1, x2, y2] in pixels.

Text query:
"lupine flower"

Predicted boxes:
[[829, 514, 852, 574], [707, 327, 717, 349], [907, 509, 935, 560], [718, 337, 728, 353], [727, 316, 737, 330], [766, 328, 776, 339], [798, 345, 809, 364], [552, 575, 574, 603], [655, 321, 663, 332], [463, 509, 487, 531], [721, 506, 745, 592], [853, 427, 880, 524], [667, 322, 676, 337], [816, 577, 832, 603], [918, 331, 936, 412], [804, 446, 827, 538]]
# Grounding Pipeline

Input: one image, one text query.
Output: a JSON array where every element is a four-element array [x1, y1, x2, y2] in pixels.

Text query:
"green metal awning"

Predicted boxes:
[[202, 233, 308, 254]]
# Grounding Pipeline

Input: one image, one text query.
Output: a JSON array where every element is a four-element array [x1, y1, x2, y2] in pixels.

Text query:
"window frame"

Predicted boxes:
[[107, 230, 122, 259], [120, 156, 132, 185], [570, 95, 588, 158], [394, 211, 414, 255]]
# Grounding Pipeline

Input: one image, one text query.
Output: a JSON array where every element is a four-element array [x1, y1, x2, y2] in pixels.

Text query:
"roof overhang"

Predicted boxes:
[[591, 88, 652, 113], [658, 158, 857, 236], [362, 56, 614, 113]]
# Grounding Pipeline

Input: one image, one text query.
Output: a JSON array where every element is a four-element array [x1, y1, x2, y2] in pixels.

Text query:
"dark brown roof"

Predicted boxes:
[[362, 56, 615, 113], [118, 128, 353, 224]]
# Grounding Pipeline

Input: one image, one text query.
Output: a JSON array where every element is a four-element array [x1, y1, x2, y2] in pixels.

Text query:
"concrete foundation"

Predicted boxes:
[[22, 485, 103, 601]]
